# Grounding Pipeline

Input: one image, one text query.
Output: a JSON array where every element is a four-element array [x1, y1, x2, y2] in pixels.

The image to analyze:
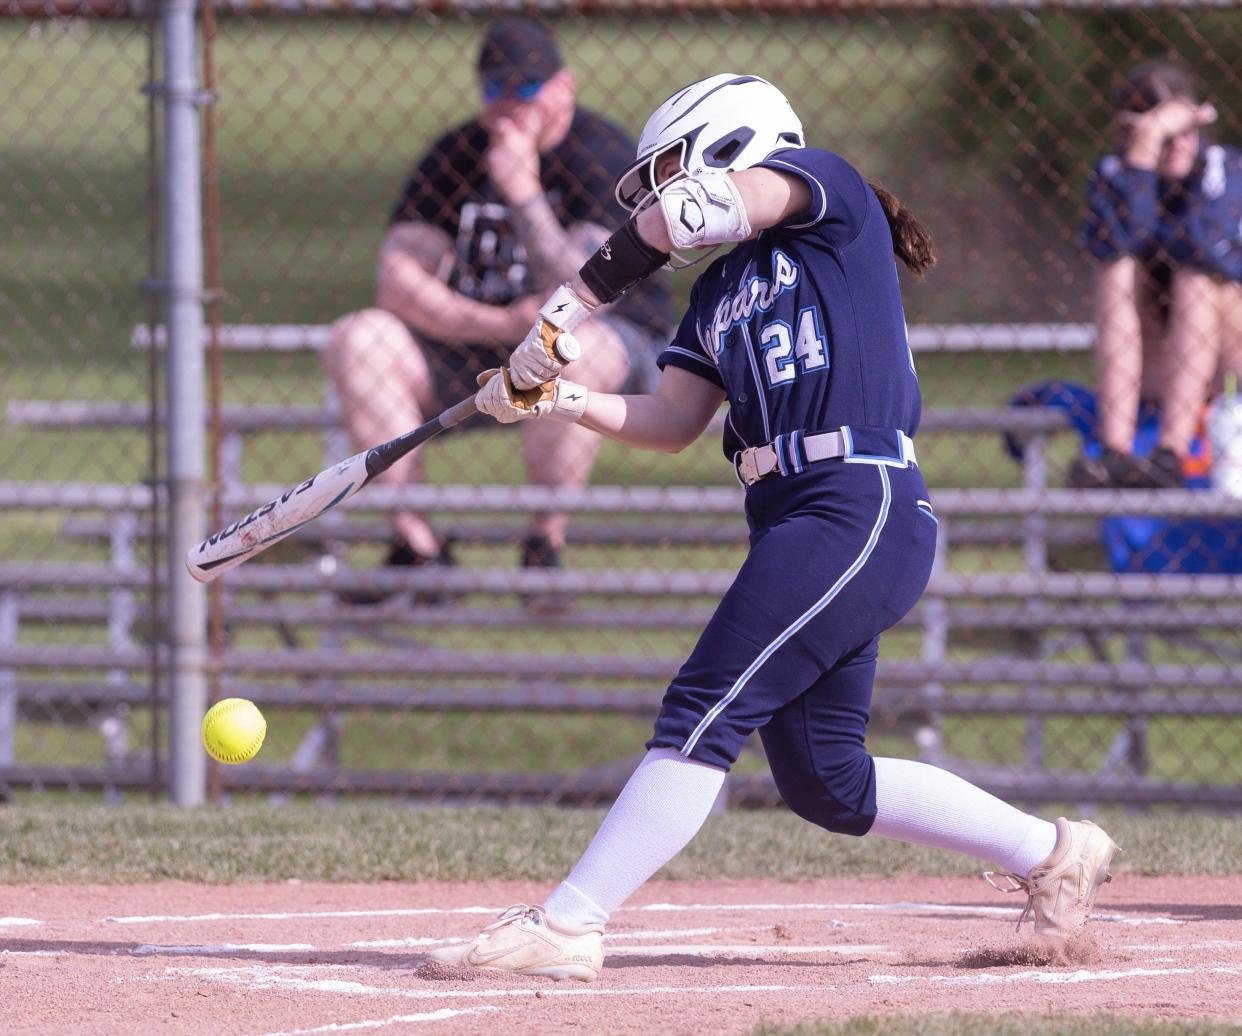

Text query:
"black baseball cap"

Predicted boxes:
[[476, 17, 563, 89]]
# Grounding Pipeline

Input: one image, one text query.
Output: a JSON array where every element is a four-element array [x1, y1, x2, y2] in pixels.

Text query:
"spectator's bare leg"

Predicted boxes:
[[1095, 257, 1148, 454], [519, 320, 631, 548], [1159, 269, 1223, 456], [323, 308, 442, 558], [1218, 279, 1242, 387]]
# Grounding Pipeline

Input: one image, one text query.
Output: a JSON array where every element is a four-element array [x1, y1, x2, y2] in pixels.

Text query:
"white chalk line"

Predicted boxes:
[[1124, 940, 1242, 951], [122, 929, 795, 956], [142, 940, 888, 965], [869, 965, 1242, 987], [101, 900, 1176, 927], [0, 917, 41, 927], [117, 926, 783, 955], [100, 902, 923, 924], [347, 936, 459, 949], [640, 903, 1179, 926], [105, 906, 501, 925], [1091, 913, 1181, 927], [165, 965, 826, 1002], [638, 901, 1013, 916], [118, 928, 885, 960], [347, 925, 770, 949], [605, 943, 892, 957], [250, 1007, 499, 1036], [131, 943, 317, 956]]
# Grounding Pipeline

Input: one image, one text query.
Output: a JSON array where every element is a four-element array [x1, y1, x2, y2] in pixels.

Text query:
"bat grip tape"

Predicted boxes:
[[439, 395, 478, 429]]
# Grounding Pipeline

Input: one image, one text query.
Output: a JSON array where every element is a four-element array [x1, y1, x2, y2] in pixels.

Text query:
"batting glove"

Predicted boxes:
[[508, 285, 592, 391], [475, 369, 589, 424]]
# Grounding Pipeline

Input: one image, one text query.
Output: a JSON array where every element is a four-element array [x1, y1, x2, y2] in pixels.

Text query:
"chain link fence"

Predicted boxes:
[[2, 1, 1241, 806]]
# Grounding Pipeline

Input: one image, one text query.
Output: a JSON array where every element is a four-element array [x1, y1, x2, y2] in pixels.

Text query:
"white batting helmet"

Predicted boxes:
[[615, 74, 805, 213]]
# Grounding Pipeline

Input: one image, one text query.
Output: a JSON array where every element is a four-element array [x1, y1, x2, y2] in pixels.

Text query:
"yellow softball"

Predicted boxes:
[[201, 698, 267, 765]]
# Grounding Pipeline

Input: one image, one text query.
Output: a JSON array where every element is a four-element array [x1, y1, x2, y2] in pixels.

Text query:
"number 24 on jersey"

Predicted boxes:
[[761, 307, 828, 387]]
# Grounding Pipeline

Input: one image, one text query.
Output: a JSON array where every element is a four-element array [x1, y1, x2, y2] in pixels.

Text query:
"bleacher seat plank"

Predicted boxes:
[[10, 679, 1236, 719], [4, 480, 1240, 522], [59, 515, 752, 548], [6, 642, 1241, 692], [131, 323, 334, 352], [131, 321, 1096, 354], [9, 398, 1072, 436], [13, 594, 1242, 634], [7, 400, 336, 431], [4, 560, 1242, 601]]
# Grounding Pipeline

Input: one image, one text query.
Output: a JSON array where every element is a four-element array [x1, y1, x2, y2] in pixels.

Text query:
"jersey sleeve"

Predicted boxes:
[[1182, 145, 1242, 283], [755, 147, 871, 247], [1080, 155, 1162, 261], [656, 282, 723, 388]]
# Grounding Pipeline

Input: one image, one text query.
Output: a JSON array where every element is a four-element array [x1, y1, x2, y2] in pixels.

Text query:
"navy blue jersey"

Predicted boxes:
[[1082, 144, 1242, 283], [657, 148, 921, 459]]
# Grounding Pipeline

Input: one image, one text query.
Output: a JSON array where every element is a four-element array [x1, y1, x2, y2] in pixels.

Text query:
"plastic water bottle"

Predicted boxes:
[[1207, 373, 1242, 498]]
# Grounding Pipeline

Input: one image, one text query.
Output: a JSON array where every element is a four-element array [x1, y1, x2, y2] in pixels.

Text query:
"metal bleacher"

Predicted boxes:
[[3, 321, 1242, 806]]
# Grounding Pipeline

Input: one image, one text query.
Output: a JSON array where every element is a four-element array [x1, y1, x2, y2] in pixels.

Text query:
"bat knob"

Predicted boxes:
[[552, 332, 582, 365]]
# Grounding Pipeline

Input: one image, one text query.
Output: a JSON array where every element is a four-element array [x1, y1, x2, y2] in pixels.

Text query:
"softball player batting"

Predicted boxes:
[[433, 74, 1118, 982]]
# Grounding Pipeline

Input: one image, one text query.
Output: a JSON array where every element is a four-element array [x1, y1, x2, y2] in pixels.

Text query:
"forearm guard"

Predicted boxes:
[[579, 220, 670, 305]]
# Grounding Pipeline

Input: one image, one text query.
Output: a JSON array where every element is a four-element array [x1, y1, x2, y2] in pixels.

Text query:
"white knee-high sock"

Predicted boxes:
[[870, 757, 1057, 878], [543, 748, 726, 928]]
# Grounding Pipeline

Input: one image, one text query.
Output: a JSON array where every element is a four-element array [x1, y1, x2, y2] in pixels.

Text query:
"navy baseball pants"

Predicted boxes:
[[648, 458, 937, 836]]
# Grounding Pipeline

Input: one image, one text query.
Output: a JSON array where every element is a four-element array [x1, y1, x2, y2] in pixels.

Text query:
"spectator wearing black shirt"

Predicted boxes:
[[324, 18, 671, 580]]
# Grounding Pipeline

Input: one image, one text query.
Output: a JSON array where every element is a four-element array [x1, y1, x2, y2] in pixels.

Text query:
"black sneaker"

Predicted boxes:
[[1067, 447, 1183, 490], [344, 538, 456, 606], [1067, 448, 1129, 489], [520, 534, 568, 613], [1115, 446, 1184, 489], [520, 534, 562, 570]]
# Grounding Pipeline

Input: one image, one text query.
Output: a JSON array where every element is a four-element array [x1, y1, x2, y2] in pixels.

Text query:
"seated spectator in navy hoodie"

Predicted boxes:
[[1073, 59, 1242, 489]]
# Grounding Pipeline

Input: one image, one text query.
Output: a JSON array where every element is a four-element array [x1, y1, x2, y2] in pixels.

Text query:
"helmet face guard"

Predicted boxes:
[[615, 137, 689, 214], [614, 74, 805, 268], [615, 139, 711, 269]]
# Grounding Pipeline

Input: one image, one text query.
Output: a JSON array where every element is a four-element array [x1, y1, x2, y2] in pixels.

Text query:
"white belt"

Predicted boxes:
[[734, 429, 917, 487]]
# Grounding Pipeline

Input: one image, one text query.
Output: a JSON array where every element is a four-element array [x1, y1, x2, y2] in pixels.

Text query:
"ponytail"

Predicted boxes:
[[868, 179, 936, 278]]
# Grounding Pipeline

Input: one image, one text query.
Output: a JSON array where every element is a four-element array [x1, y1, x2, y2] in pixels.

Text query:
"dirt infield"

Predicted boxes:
[[2, 876, 1240, 1034]]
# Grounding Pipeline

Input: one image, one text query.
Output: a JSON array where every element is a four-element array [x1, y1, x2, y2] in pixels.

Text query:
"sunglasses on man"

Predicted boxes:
[[481, 76, 544, 103]]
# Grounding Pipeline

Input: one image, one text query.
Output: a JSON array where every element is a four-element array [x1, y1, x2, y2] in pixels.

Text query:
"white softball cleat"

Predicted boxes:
[[986, 817, 1119, 939], [427, 903, 604, 982]]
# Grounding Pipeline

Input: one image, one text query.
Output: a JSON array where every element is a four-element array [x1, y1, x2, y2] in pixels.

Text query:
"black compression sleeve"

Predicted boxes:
[[579, 220, 670, 305]]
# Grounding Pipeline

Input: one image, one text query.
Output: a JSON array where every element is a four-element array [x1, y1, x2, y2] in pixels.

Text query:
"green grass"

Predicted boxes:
[[0, 804, 1237, 883]]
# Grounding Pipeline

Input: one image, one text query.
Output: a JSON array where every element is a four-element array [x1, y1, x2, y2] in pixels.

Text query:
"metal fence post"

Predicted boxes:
[[161, 0, 208, 806], [0, 594, 17, 768]]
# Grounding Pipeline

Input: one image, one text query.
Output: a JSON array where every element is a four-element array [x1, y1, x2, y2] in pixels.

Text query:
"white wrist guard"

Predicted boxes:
[[539, 284, 595, 333], [658, 170, 752, 251], [549, 379, 589, 423]]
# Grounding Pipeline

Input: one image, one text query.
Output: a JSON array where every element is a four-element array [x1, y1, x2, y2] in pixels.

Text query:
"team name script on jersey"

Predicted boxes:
[[706, 249, 800, 357]]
